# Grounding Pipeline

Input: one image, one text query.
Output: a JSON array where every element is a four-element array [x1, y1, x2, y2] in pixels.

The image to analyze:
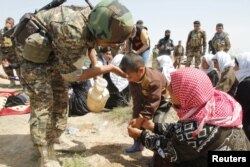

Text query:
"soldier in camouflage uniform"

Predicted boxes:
[[185, 21, 207, 68], [0, 17, 19, 87], [173, 40, 184, 69], [16, 0, 134, 166], [211, 23, 231, 53]]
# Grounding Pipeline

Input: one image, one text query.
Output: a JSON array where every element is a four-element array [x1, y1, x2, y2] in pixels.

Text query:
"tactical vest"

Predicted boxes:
[[188, 30, 204, 48], [0, 28, 13, 48], [130, 26, 150, 51], [212, 32, 228, 52]]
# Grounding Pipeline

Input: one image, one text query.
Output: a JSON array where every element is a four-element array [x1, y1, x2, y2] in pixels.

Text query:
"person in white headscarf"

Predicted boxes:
[[200, 54, 219, 87], [212, 51, 238, 96], [156, 55, 175, 82], [234, 52, 250, 140]]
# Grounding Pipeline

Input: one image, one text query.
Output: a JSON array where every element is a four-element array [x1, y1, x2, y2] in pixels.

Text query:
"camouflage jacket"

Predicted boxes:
[[33, 6, 95, 75], [173, 45, 184, 57], [212, 32, 231, 53], [186, 30, 207, 52], [0, 27, 15, 54]]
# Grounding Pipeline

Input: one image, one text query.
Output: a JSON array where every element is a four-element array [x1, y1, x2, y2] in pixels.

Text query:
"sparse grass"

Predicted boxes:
[[62, 154, 90, 167], [106, 106, 132, 124]]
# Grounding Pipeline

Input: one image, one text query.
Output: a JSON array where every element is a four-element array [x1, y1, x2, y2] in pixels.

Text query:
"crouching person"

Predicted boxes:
[[128, 68, 250, 167], [119, 54, 172, 166]]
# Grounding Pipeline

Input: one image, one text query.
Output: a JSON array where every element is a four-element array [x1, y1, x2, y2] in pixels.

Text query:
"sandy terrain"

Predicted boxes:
[[0, 64, 178, 167]]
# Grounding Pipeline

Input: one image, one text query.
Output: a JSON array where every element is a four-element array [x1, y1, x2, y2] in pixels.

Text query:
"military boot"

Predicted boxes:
[[53, 135, 86, 152], [38, 146, 61, 167]]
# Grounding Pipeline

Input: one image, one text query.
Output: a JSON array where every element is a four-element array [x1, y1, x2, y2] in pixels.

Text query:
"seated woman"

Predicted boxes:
[[200, 54, 219, 87], [212, 51, 238, 96], [234, 52, 250, 140], [128, 68, 250, 167]]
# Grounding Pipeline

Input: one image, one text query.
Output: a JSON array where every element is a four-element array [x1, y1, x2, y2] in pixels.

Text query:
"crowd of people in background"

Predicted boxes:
[[0, 0, 249, 166]]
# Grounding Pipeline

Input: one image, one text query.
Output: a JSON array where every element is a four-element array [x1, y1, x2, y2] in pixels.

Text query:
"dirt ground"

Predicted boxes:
[[0, 65, 178, 167]]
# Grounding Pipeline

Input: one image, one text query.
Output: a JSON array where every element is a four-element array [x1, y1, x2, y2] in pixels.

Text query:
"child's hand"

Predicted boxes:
[[127, 125, 142, 138], [142, 119, 155, 131], [128, 116, 144, 129]]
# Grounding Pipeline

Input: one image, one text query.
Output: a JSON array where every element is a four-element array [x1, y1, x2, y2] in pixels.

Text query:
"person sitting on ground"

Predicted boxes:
[[94, 47, 130, 110], [0, 59, 20, 83], [212, 51, 238, 96], [200, 54, 219, 87], [0, 90, 29, 112], [234, 52, 250, 140], [104, 53, 130, 109], [97, 47, 113, 66], [128, 67, 250, 167], [68, 80, 91, 117], [120, 54, 172, 166]]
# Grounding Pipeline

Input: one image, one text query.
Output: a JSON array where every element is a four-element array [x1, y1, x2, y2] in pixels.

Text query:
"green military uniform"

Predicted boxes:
[[0, 27, 19, 84], [173, 45, 184, 68], [212, 32, 231, 53], [186, 30, 207, 68], [16, 0, 133, 166]]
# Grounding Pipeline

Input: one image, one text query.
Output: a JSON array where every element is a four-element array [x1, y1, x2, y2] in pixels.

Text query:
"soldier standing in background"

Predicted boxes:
[[15, 0, 134, 166], [185, 20, 207, 68], [211, 23, 231, 53], [157, 29, 174, 57], [173, 40, 184, 68], [0, 17, 18, 87]]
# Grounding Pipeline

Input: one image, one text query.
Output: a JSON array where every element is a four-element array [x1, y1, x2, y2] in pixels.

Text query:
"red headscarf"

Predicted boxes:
[[170, 68, 242, 136]]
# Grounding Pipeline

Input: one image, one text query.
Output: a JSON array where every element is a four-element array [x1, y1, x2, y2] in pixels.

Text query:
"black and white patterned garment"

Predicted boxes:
[[140, 121, 250, 166]]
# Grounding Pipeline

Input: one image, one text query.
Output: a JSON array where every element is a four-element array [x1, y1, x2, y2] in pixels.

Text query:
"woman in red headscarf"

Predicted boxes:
[[128, 68, 250, 167]]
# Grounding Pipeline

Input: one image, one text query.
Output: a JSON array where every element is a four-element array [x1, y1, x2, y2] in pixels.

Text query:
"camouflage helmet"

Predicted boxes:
[[88, 0, 134, 43]]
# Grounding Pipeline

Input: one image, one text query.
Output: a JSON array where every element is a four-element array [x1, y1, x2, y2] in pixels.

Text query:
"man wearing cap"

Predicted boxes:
[[157, 30, 174, 56], [126, 20, 150, 65], [15, 0, 134, 166], [186, 20, 207, 68]]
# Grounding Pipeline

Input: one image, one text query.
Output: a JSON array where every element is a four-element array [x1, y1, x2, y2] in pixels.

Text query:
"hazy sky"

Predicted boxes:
[[1, 0, 249, 53]]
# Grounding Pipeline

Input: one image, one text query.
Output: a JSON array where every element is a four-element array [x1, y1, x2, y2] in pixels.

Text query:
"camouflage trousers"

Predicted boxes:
[[185, 51, 202, 68], [173, 56, 182, 69], [1, 48, 19, 78], [20, 59, 68, 146]]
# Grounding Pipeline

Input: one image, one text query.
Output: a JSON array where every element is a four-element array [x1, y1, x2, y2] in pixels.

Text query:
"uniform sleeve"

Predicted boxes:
[[224, 36, 231, 52], [181, 46, 184, 56], [202, 31, 207, 50], [170, 40, 174, 51], [186, 31, 192, 51]]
